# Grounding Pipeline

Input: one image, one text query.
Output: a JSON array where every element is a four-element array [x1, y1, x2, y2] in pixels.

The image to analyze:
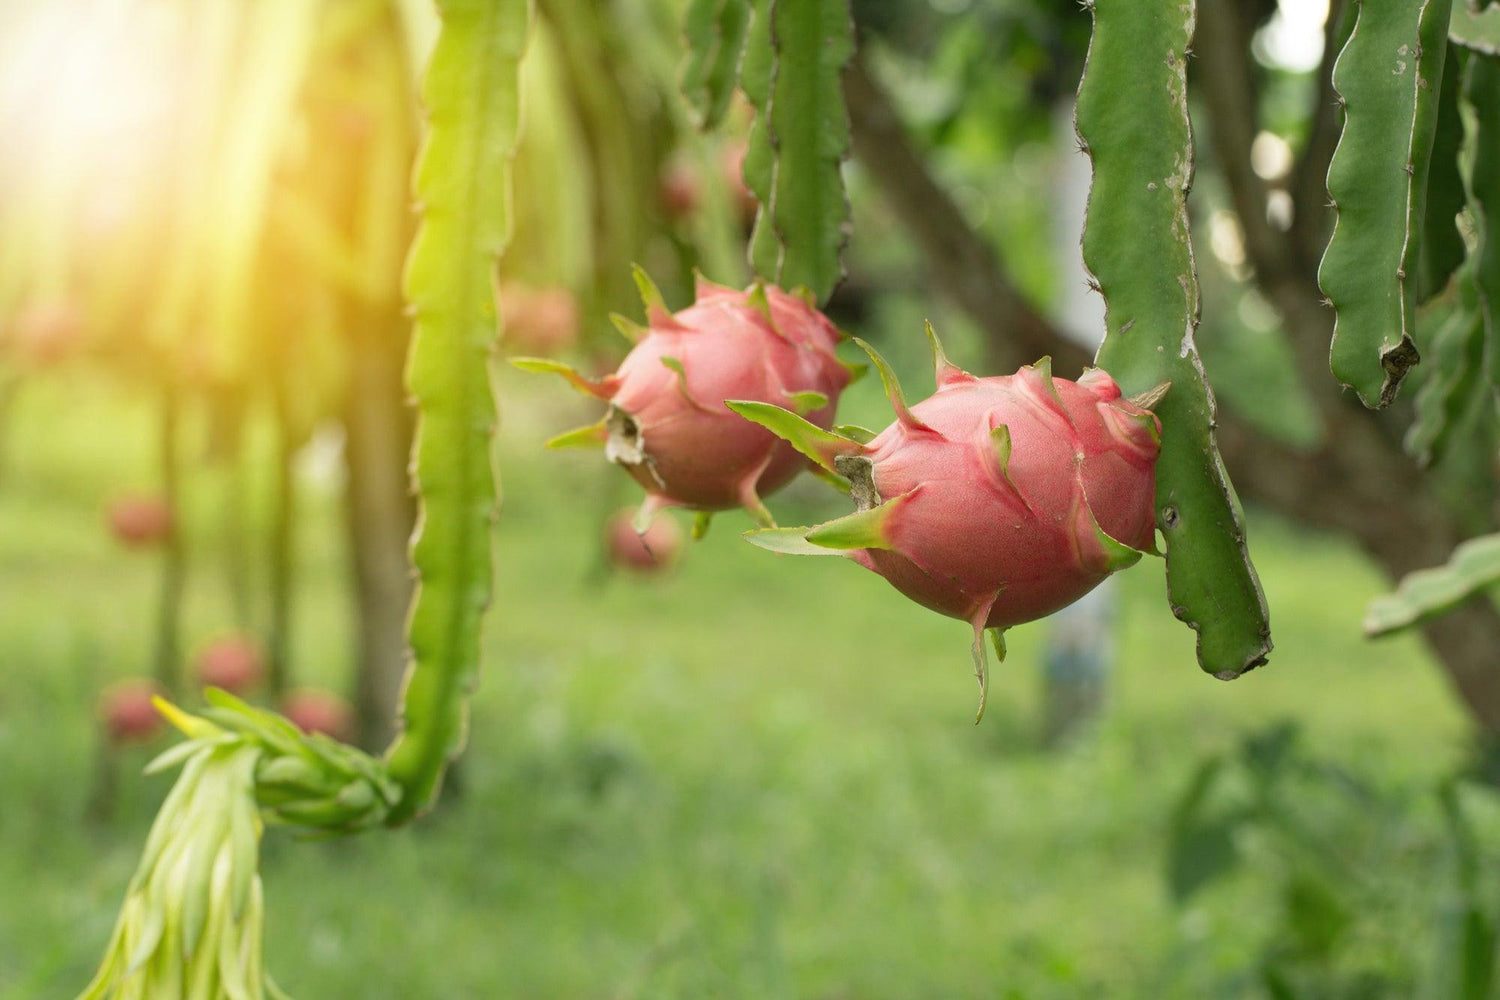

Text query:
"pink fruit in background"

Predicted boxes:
[[6, 300, 84, 366], [658, 158, 702, 220], [281, 690, 354, 743], [194, 635, 264, 694], [106, 495, 173, 548], [498, 283, 579, 358], [732, 327, 1162, 719], [99, 680, 164, 745], [719, 141, 757, 221], [607, 506, 683, 573], [513, 270, 856, 536]]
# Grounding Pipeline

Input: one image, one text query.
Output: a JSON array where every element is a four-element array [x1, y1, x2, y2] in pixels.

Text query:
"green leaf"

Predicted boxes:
[[1165, 756, 1242, 902], [1421, 49, 1470, 301], [1078, 0, 1272, 678], [385, 0, 530, 825], [1321, 0, 1453, 406], [765, 0, 855, 302], [1365, 531, 1500, 635]]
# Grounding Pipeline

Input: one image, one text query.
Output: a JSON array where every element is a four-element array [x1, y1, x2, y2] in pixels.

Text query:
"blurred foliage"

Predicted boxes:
[[1169, 720, 1500, 999]]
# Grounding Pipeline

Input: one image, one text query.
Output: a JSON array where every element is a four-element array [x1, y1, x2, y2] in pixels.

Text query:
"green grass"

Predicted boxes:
[[0, 364, 1477, 999]]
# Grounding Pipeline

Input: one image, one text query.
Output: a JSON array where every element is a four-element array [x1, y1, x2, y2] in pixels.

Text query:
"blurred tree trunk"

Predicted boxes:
[[844, 50, 1500, 734], [343, 309, 414, 751], [305, 7, 419, 752]]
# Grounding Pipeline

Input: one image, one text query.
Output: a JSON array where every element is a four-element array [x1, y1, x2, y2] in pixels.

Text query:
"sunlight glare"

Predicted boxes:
[[1256, 0, 1330, 73]]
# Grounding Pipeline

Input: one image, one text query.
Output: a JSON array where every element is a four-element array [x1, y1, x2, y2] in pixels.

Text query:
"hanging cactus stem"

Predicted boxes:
[[385, 0, 531, 823], [765, 0, 855, 302], [1321, 0, 1453, 405], [1077, 0, 1271, 679]]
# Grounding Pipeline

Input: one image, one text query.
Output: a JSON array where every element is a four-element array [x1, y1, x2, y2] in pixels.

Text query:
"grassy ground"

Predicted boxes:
[[0, 362, 1481, 999]]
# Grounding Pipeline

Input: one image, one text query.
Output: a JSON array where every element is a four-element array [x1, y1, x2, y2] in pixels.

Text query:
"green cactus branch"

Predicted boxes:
[[1462, 51, 1500, 407], [1407, 269, 1487, 464], [1076, 0, 1272, 679], [1451, 0, 1500, 51], [765, 0, 854, 303], [730, 0, 853, 303], [681, 0, 751, 130], [77, 4, 527, 991], [1321, 0, 1453, 407], [1366, 532, 1500, 635], [740, 0, 780, 279], [383, 0, 529, 825], [1419, 47, 1469, 301]]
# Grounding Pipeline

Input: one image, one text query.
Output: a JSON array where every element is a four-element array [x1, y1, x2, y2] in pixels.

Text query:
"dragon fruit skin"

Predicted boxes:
[[846, 362, 1159, 629], [729, 329, 1161, 718], [515, 271, 852, 529]]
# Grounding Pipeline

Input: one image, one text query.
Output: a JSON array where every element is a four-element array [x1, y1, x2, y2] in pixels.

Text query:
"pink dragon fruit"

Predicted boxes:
[[513, 270, 855, 533], [728, 326, 1163, 719]]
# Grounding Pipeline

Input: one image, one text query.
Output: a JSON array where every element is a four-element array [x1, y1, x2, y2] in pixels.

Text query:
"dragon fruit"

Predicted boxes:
[[513, 270, 855, 534], [607, 505, 684, 573], [728, 326, 1163, 720]]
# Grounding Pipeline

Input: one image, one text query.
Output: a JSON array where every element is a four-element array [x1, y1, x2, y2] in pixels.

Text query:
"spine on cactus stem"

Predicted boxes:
[[1075, 0, 1271, 680], [381, 0, 530, 825]]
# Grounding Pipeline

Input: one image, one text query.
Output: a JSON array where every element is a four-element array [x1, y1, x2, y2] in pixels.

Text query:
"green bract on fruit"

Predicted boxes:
[[513, 270, 856, 534], [730, 327, 1163, 720]]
